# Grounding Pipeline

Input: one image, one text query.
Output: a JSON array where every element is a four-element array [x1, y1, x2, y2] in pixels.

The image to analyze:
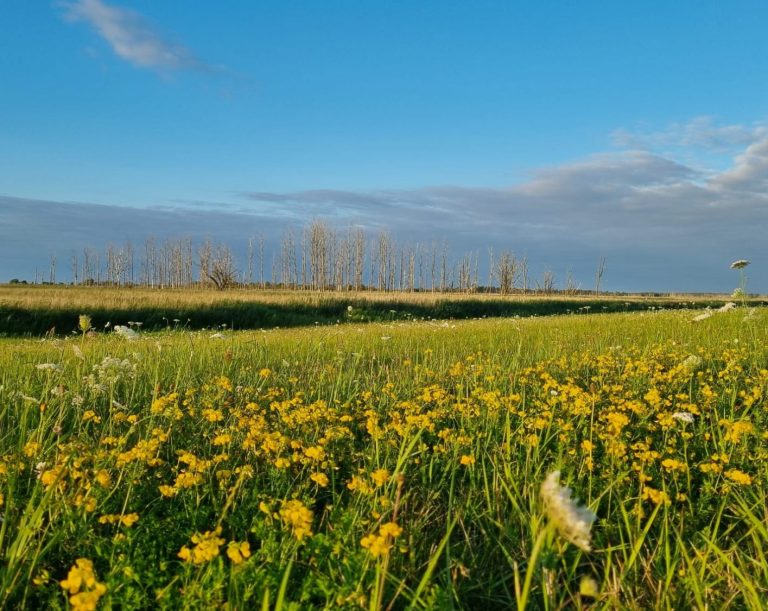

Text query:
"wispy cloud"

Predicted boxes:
[[611, 116, 767, 152], [63, 0, 211, 73]]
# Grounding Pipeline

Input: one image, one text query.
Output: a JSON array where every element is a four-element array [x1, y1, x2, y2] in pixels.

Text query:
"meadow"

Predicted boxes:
[[1, 294, 767, 609]]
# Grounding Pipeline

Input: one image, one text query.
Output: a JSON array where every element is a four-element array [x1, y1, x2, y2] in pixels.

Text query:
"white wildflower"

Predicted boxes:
[[93, 356, 137, 385], [692, 309, 713, 322], [114, 325, 138, 340], [35, 363, 63, 373], [717, 302, 737, 313], [540, 471, 596, 552], [681, 355, 703, 372], [730, 259, 750, 269], [84, 375, 107, 394], [672, 411, 695, 424]]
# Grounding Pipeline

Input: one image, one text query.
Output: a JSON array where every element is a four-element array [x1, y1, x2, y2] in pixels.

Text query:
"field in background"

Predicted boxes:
[[2, 285, 762, 336], [1, 307, 767, 608]]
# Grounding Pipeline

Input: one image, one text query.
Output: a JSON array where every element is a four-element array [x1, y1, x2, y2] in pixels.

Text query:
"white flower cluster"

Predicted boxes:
[[692, 302, 737, 323], [540, 471, 596, 552], [681, 354, 704, 373], [85, 356, 137, 391], [114, 325, 139, 340], [672, 411, 695, 424]]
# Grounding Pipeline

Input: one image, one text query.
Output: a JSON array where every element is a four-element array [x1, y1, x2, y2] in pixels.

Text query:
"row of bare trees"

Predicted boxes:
[[45, 220, 604, 293]]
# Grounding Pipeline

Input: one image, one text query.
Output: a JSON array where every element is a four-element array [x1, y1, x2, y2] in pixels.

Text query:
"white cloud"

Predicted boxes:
[[64, 0, 208, 72], [612, 116, 767, 152], [712, 137, 768, 194]]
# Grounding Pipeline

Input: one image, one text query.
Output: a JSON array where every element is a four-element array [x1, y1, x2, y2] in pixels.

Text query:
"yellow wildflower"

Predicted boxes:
[[642, 486, 671, 505], [60, 558, 107, 611], [725, 469, 752, 486], [279, 499, 313, 541], [94, 470, 111, 488], [178, 527, 225, 564], [661, 459, 687, 472], [226, 541, 252, 565], [371, 468, 390, 486], [310, 472, 329, 487], [361, 521, 403, 557]]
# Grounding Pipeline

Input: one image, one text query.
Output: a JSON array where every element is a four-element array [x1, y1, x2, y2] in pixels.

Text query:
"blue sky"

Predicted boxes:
[[1, 1, 767, 292]]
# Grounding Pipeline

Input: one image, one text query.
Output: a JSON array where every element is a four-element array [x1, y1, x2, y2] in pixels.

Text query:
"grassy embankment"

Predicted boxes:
[[1, 285, 759, 336]]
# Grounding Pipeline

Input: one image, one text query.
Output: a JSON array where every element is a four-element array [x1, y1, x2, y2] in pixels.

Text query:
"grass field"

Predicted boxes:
[[1, 296, 767, 608], [2, 285, 761, 337]]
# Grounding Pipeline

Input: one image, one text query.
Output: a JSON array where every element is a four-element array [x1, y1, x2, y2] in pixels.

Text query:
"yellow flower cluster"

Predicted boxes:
[[98, 513, 139, 527], [226, 541, 252, 565], [178, 527, 226, 564], [279, 499, 314, 541], [60, 558, 107, 611], [361, 521, 403, 557]]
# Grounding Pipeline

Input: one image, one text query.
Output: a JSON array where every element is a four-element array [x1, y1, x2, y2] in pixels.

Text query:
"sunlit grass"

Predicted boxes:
[[0, 308, 766, 608]]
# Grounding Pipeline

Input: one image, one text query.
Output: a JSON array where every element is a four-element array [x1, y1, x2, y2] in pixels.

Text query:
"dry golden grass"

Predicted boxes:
[[0, 284, 738, 312]]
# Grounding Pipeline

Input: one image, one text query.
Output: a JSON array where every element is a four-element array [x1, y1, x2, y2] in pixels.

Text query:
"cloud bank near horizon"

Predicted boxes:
[[3, 118, 766, 292]]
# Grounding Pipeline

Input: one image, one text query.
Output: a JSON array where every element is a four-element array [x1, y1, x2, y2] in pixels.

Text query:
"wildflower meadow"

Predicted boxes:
[[1, 298, 767, 609]]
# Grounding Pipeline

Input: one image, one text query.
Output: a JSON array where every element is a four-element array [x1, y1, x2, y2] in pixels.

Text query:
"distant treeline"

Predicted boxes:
[[28, 221, 608, 295]]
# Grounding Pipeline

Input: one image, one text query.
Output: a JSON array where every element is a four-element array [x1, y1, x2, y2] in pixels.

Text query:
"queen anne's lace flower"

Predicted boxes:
[[114, 325, 138, 340], [692, 310, 713, 322], [540, 471, 596, 551], [672, 411, 695, 424]]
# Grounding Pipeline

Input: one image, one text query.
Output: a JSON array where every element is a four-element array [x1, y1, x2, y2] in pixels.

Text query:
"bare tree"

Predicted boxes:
[[520, 256, 529, 294], [258, 233, 265, 289], [496, 251, 517, 295], [71, 251, 79, 285], [353, 228, 365, 291], [247, 237, 255, 285], [595, 256, 606, 296], [440, 243, 448, 292], [565, 268, 580, 295], [309, 220, 330, 290], [280, 227, 297, 288], [49, 254, 56, 284], [376, 231, 390, 291], [202, 243, 237, 290], [537, 268, 555, 294], [198, 239, 212, 287]]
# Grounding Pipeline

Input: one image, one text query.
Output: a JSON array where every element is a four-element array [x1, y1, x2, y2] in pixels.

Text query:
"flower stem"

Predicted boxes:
[[517, 525, 550, 610]]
